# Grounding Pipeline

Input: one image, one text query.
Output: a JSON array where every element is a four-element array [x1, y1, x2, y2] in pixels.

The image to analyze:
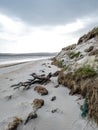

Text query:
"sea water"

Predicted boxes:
[[0, 53, 56, 66]]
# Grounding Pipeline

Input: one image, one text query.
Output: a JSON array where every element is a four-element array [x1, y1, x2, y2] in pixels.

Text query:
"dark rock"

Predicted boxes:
[[51, 96, 56, 101], [24, 112, 37, 125]]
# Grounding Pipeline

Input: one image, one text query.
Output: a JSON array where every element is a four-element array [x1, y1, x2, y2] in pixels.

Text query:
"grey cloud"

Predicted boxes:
[[0, 0, 98, 25]]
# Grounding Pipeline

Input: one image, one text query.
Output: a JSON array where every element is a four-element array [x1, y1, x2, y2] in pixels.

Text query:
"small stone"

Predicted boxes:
[[51, 96, 56, 101], [24, 112, 37, 125]]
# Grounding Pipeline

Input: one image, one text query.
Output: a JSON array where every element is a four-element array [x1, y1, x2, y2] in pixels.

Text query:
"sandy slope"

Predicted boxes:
[[0, 59, 97, 130]]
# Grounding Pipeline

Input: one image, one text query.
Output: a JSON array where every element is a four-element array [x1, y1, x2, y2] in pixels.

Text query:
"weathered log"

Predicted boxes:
[[11, 73, 52, 90]]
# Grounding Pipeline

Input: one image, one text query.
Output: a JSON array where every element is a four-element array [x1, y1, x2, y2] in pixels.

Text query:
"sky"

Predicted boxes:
[[0, 0, 98, 53]]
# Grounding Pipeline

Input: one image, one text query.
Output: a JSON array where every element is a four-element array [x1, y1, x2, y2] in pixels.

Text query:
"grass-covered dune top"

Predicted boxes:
[[74, 65, 97, 79], [77, 27, 98, 45], [67, 51, 80, 59], [52, 27, 98, 125]]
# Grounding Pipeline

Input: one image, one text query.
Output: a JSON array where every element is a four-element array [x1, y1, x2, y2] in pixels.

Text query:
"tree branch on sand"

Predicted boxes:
[[11, 73, 52, 90]]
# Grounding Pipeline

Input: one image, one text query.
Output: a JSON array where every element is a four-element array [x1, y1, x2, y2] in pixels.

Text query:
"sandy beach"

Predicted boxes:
[[0, 59, 97, 130]]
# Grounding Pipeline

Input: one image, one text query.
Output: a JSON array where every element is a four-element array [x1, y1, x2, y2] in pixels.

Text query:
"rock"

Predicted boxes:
[[84, 46, 94, 52], [24, 112, 37, 125], [34, 86, 48, 95], [7, 117, 22, 130], [51, 96, 56, 101], [32, 98, 44, 109]]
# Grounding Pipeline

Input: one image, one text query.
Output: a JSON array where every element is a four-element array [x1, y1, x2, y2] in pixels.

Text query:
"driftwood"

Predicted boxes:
[[11, 73, 52, 90]]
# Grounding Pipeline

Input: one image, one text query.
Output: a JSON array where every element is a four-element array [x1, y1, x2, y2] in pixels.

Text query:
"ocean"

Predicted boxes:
[[0, 53, 56, 66]]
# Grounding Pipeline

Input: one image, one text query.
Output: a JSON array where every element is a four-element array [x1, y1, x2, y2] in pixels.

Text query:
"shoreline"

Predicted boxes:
[[0, 61, 29, 68], [0, 57, 53, 68]]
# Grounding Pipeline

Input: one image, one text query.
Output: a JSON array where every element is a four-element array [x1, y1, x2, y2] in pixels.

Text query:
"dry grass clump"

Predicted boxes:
[[74, 65, 97, 80], [32, 98, 44, 109], [51, 58, 64, 68], [58, 65, 97, 89], [7, 117, 22, 130], [86, 78, 98, 124], [58, 65, 98, 124], [67, 51, 80, 59], [34, 86, 48, 95]]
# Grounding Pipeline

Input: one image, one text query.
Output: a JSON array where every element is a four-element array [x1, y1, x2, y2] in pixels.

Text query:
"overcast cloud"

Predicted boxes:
[[0, 0, 98, 53], [0, 0, 98, 25]]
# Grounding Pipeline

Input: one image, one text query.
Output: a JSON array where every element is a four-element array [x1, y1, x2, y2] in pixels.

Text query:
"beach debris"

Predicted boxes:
[[51, 96, 56, 101], [81, 99, 88, 118], [24, 112, 37, 125], [32, 98, 44, 109], [30, 72, 52, 84], [7, 117, 22, 130], [11, 73, 52, 90], [34, 86, 48, 95]]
